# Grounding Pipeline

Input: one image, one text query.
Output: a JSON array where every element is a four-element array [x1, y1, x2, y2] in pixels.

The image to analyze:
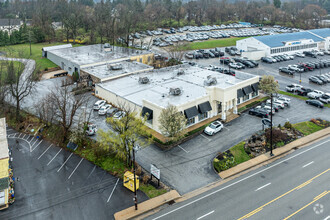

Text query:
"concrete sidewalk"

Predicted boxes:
[[219, 126, 330, 179], [114, 190, 181, 220]]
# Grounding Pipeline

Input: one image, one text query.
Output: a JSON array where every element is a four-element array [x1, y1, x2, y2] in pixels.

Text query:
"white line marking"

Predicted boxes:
[[68, 158, 84, 179], [152, 138, 330, 220], [7, 128, 13, 132], [255, 183, 271, 191], [302, 161, 314, 168], [87, 165, 96, 179], [14, 133, 18, 138], [57, 153, 73, 172], [47, 148, 62, 166], [196, 210, 215, 220], [223, 127, 230, 131], [31, 138, 38, 146], [38, 144, 52, 160], [17, 133, 22, 138], [107, 178, 120, 203], [21, 134, 26, 139], [324, 216, 330, 220], [178, 145, 189, 153], [200, 134, 211, 141], [31, 140, 43, 152]]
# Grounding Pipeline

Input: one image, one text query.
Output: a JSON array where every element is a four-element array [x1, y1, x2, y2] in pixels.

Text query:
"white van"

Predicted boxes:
[[93, 100, 106, 110]]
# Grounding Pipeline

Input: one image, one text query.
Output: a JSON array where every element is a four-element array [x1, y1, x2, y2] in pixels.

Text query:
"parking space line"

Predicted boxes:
[[178, 145, 189, 153], [57, 153, 73, 172], [223, 127, 230, 131], [200, 134, 211, 141], [14, 133, 18, 138], [107, 178, 119, 203], [47, 148, 62, 166], [38, 144, 52, 160], [86, 165, 96, 179], [68, 158, 84, 179], [21, 134, 26, 139], [31, 140, 43, 152], [31, 138, 38, 145], [17, 133, 23, 138]]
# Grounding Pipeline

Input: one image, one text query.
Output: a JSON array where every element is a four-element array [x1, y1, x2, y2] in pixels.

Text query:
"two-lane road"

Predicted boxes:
[[147, 137, 330, 220]]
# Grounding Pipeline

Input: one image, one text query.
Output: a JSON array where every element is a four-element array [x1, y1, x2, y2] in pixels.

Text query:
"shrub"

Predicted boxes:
[[284, 121, 292, 129], [142, 175, 149, 184], [265, 128, 288, 144], [213, 155, 236, 172], [44, 67, 48, 71]]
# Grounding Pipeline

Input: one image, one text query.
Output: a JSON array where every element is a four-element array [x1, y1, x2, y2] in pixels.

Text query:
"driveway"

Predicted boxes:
[[0, 128, 148, 220], [136, 96, 330, 195]]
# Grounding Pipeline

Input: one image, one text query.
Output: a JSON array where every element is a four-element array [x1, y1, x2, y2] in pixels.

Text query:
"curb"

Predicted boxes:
[[114, 190, 181, 220], [219, 127, 330, 179]]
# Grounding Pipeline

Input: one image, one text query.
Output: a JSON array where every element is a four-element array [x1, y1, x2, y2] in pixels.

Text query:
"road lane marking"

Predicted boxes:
[[238, 169, 330, 220], [178, 145, 189, 153], [68, 158, 84, 179], [200, 134, 211, 141], [302, 161, 314, 168], [57, 153, 73, 172], [107, 178, 120, 203], [31, 140, 43, 152], [196, 210, 215, 220], [38, 144, 52, 160], [47, 148, 62, 166], [255, 183, 271, 191], [283, 190, 330, 220], [151, 139, 330, 220]]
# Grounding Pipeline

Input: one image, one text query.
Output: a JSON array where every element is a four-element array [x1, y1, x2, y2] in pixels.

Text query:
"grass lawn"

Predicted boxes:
[[0, 42, 82, 71], [139, 184, 168, 198], [229, 141, 250, 164], [293, 121, 323, 136], [279, 91, 330, 108], [181, 37, 248, 50]]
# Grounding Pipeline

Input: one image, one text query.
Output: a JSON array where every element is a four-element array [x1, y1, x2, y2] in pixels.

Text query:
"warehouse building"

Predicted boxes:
[[42, 44, 72, 58], [0, 118, 9, 209], [236, 28, 330, 60], [46, 44, 154, 76], [95, 64, 259, 133]]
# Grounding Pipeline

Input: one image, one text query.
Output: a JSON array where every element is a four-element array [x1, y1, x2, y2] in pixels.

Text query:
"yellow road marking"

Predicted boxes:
[[237, 168, 330, 220], [283, 190, 329, 220]]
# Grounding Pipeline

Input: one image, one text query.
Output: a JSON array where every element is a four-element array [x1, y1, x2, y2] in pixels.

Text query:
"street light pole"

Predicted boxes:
[[270, 93, 274, 156], [133, 147, 138, 210]]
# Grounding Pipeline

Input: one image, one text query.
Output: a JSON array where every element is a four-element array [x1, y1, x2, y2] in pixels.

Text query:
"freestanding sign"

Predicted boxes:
[[150, 164, 160, 187]]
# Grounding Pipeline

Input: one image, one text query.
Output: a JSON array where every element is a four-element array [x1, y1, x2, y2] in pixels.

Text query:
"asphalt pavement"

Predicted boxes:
[[0, 128, 148, 220], [136, 96, 330, 195], [147, 136, 330, 220]]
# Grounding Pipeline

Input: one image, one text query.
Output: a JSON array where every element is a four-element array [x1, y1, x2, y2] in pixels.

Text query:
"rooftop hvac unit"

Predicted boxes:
[[177, 68, 184, 76], [204, 75, 217, 86], [138, 76, 150, 84], [169, 87, 182, 96], [107, 63, 123, 70]]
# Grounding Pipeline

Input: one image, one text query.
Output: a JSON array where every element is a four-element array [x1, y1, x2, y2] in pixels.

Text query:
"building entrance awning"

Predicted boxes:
[[198, 101, 212, 113], [237, 89, 244, 98], [242, 85, 253, 95], [184, 106, 199, 119]]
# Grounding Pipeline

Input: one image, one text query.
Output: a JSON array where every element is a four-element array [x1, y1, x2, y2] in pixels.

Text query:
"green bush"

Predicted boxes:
[[213, 155, 236, 172], [284, 121, 292, 129]]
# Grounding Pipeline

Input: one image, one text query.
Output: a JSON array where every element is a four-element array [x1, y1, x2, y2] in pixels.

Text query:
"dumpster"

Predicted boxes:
[[123, 171, 139, 192]]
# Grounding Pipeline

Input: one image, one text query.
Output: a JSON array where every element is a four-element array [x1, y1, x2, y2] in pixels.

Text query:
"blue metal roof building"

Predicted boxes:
[[307, 28, 330, 38], [253, 31, 324, 48]]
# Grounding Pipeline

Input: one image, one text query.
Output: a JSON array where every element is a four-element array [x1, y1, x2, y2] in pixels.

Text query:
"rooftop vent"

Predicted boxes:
[[139, 76, 150, 84], [204, 75, 217, 86], [169, 87, 182, 96], [177, 68, 184, 76], [107, 63, 123, 70]]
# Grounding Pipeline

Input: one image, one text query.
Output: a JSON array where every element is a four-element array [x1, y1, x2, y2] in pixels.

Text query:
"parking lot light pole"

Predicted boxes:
[[270, 93, 274, 156], [133, 147, 138, 210]]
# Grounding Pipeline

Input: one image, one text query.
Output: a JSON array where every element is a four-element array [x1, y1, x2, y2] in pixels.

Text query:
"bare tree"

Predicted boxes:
[[0, 62, 9, 113], [49, 80, 89, 142], [7, 61, 36, 121], [34, 93, 57, 126], [164, 42, 188, 62]]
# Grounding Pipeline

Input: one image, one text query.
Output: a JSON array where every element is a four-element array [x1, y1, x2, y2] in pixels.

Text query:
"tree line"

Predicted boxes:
[[0, 0, 328, 46]]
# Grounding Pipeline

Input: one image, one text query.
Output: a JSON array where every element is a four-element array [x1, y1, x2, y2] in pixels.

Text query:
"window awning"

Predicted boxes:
[[242, 86, 253, 95], [237, 89, 244, 98], [251, 83, 259, 92], [142, 107, 153, 120], [184, 106, 199, 119], [198, 101, 212, 114]]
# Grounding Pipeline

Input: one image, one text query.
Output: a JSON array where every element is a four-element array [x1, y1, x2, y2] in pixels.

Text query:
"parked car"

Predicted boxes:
[[307, 90, 324, 99], [276, 96, 291, 106], [295, 52, 305, 58], [288, 65, 304, 72], [279, 67, 294, 75], [261, 57, 273, 63], [204, 120, 223, 136], [93, 100, 106, 110], [98, 104, 112, 115], [256, 105, 275, 115], [106, 107, 119, 117], [248, 108, 269, 118], [113, 111, 126, 120], [185, 53, 194, 59], [286, 84, 303, 92], [86, 123, 97, 136], [319, 93, 330, 103], [296, 87, 312, 96], [306, 99, 324, 108], [309, 76, 324, 85], [265, 103, 279, 112]]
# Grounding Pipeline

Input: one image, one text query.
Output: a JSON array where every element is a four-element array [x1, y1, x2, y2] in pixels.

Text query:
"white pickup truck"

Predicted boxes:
[[307, 90, 324, 99], [286, 84, 302, 92]]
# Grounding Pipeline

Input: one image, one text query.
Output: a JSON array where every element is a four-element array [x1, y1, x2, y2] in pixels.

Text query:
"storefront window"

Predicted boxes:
[[252, 91, 258, 97], [198, 112, 208, 121], [237, 97, 241, 104], [187, 117, 195, 126], [243, 94, 249, 101]]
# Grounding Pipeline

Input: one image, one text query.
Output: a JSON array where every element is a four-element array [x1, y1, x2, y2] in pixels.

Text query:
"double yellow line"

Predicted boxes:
[[238, 168, 330, 220]]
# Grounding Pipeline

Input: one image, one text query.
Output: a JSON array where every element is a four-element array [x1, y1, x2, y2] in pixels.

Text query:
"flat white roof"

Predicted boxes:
[[97, 64, 257, 108], [42, 44, 72, 52], [0, 118, 9, 159]]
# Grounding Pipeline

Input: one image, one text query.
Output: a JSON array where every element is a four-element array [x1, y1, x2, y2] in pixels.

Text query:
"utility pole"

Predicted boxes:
[[270, 93, 274, 157], [133, 147, 138, 210]]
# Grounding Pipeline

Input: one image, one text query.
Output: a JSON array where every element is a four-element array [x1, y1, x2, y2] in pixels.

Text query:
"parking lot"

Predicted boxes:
[[1, 127, 147, 220]]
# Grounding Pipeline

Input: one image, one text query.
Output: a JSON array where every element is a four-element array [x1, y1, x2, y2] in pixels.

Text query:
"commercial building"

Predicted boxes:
[[46, 44, 154, 76], [42, 44, 72, 58], [236, 28, 330, 60], [95, 64, 259, 133], [0, 118, 9, 209]]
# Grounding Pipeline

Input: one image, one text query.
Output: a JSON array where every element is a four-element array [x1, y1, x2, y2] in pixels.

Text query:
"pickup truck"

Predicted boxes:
[[307, 90, 324, 99], [286, 84, 303, 92], [319, 93, 330, 103]]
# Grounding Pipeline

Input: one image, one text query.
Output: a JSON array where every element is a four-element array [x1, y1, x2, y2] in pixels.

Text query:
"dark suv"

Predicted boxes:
[[296, 87, 312, 96], [248, 108, 269, 118]]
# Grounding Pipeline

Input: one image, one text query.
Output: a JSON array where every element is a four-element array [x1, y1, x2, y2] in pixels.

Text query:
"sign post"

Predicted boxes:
[[150, 164, 160, 187]]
